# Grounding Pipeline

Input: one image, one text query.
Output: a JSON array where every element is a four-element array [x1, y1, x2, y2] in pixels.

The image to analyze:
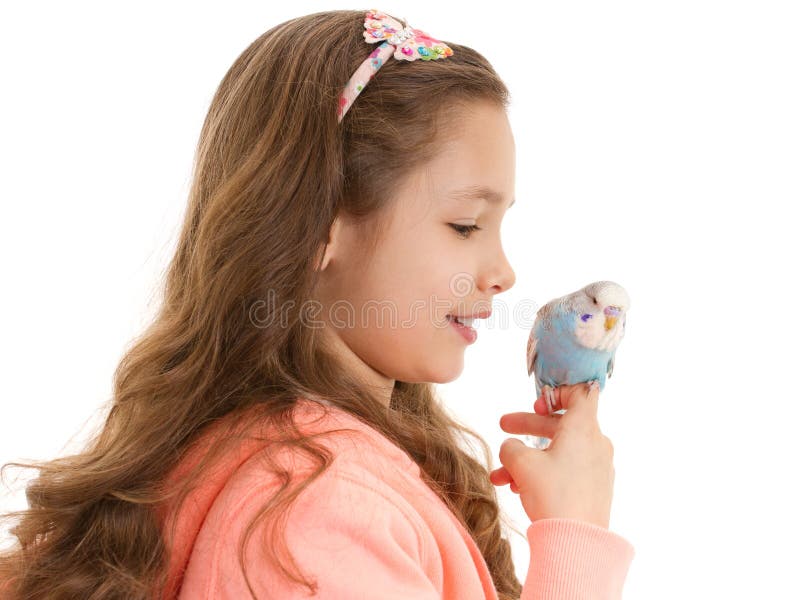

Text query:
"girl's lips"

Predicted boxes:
[[448, 314, 477, 344]]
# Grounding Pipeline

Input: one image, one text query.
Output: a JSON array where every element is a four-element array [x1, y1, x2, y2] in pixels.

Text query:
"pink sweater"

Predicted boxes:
[[156, 397, 636, 599]]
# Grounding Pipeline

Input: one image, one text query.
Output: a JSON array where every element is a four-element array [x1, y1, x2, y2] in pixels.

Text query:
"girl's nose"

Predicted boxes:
[[482, 253, 515, 294]]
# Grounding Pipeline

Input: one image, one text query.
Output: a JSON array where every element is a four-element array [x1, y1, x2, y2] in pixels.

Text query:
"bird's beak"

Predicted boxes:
[[604, 305, 621, 330]]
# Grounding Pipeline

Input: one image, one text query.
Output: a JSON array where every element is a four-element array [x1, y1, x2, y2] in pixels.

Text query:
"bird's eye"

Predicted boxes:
[[581, 313, 592, 322]]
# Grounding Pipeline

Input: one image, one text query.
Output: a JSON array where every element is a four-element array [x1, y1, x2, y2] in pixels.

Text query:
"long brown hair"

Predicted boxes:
[[0, 10, 524, 599]]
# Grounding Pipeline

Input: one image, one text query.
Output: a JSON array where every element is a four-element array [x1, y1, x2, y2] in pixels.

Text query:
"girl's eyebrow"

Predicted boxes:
[[447, 184, 516, 207]]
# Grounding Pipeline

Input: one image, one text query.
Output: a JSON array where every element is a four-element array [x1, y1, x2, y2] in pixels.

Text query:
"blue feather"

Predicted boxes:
[[532, 307, 614, 395]]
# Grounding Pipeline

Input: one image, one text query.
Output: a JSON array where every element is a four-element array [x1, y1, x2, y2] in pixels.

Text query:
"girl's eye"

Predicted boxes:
[[448, 223, 481, 239]]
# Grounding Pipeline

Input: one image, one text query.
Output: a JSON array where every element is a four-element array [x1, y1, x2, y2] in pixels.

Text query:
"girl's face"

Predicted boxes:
[[316, 102, 516, 405]]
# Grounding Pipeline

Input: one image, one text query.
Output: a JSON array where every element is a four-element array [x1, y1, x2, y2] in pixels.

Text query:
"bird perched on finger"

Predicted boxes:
[[526, 280, 631, 447]]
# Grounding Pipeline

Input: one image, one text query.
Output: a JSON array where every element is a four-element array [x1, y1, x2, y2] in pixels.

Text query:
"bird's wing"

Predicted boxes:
[[526, 326, 538, 377], [528, 300, 560, 377], [607, 355, 615, 379]]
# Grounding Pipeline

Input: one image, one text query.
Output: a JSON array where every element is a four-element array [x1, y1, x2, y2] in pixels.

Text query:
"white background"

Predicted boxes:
[[2, 2, 798, 598]]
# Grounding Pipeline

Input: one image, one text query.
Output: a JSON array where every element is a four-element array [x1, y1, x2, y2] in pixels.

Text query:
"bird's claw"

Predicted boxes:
[[542, 385, 556, 414]]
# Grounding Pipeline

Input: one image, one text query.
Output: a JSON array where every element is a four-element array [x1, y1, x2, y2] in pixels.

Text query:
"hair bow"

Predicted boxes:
[[337, 9, 454, 122], [362, 9, 454, 61]]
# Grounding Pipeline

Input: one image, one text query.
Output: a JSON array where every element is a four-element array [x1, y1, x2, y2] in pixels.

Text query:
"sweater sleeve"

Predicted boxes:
[[204, 468, 441, 599], [522, 517, 636, 599]]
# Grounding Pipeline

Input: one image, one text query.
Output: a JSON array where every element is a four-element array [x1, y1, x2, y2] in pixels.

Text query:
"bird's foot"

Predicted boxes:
[[542, 385, 556, 414]]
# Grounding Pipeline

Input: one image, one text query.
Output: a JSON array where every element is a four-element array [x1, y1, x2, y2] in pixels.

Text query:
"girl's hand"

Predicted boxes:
[[488, 381, 615, 530]]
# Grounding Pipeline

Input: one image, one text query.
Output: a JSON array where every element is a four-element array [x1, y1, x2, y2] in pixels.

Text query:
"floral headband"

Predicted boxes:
[[337, 9, 454, 123]]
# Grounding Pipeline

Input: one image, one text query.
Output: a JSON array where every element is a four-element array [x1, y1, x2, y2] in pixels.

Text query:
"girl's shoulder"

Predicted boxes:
[[177, 396, 422, 512], [292, 396, 420, 475]]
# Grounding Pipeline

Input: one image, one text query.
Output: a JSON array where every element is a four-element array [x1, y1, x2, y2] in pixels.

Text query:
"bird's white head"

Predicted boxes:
[[571, 280, 630, 351]]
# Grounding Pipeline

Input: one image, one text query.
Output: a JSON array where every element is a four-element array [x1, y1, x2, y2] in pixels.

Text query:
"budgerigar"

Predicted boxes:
[[525, 280, 630, 448]]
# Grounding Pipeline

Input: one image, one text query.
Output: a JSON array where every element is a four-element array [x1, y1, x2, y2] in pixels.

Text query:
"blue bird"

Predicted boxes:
[[525, 281, 630, 448]]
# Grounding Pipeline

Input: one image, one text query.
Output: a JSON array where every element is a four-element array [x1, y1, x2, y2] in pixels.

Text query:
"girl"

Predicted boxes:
[[0, 9, 634, 599]]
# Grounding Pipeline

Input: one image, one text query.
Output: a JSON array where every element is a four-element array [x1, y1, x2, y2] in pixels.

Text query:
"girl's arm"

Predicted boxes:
[[523, 517, 635, 599]]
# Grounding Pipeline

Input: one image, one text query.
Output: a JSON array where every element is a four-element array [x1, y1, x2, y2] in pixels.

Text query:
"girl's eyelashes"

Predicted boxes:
[[448, 223, 481, 239]]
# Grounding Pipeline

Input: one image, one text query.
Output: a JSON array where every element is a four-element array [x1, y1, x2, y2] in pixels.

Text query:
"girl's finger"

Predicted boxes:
[[534, 394, 548, 415], [499, 412, 562, 439], [489, 467, 512, 485], [489, 467, 520, 494], [559, 381, 601, 430]]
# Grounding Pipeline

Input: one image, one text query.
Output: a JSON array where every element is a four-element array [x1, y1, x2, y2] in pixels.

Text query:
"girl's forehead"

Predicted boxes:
[[389, 168, 514, 219], [425, 127, 515, 197]]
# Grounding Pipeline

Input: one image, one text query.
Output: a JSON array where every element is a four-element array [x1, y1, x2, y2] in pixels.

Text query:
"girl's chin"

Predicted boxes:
[[425, 357, 466, 384]]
